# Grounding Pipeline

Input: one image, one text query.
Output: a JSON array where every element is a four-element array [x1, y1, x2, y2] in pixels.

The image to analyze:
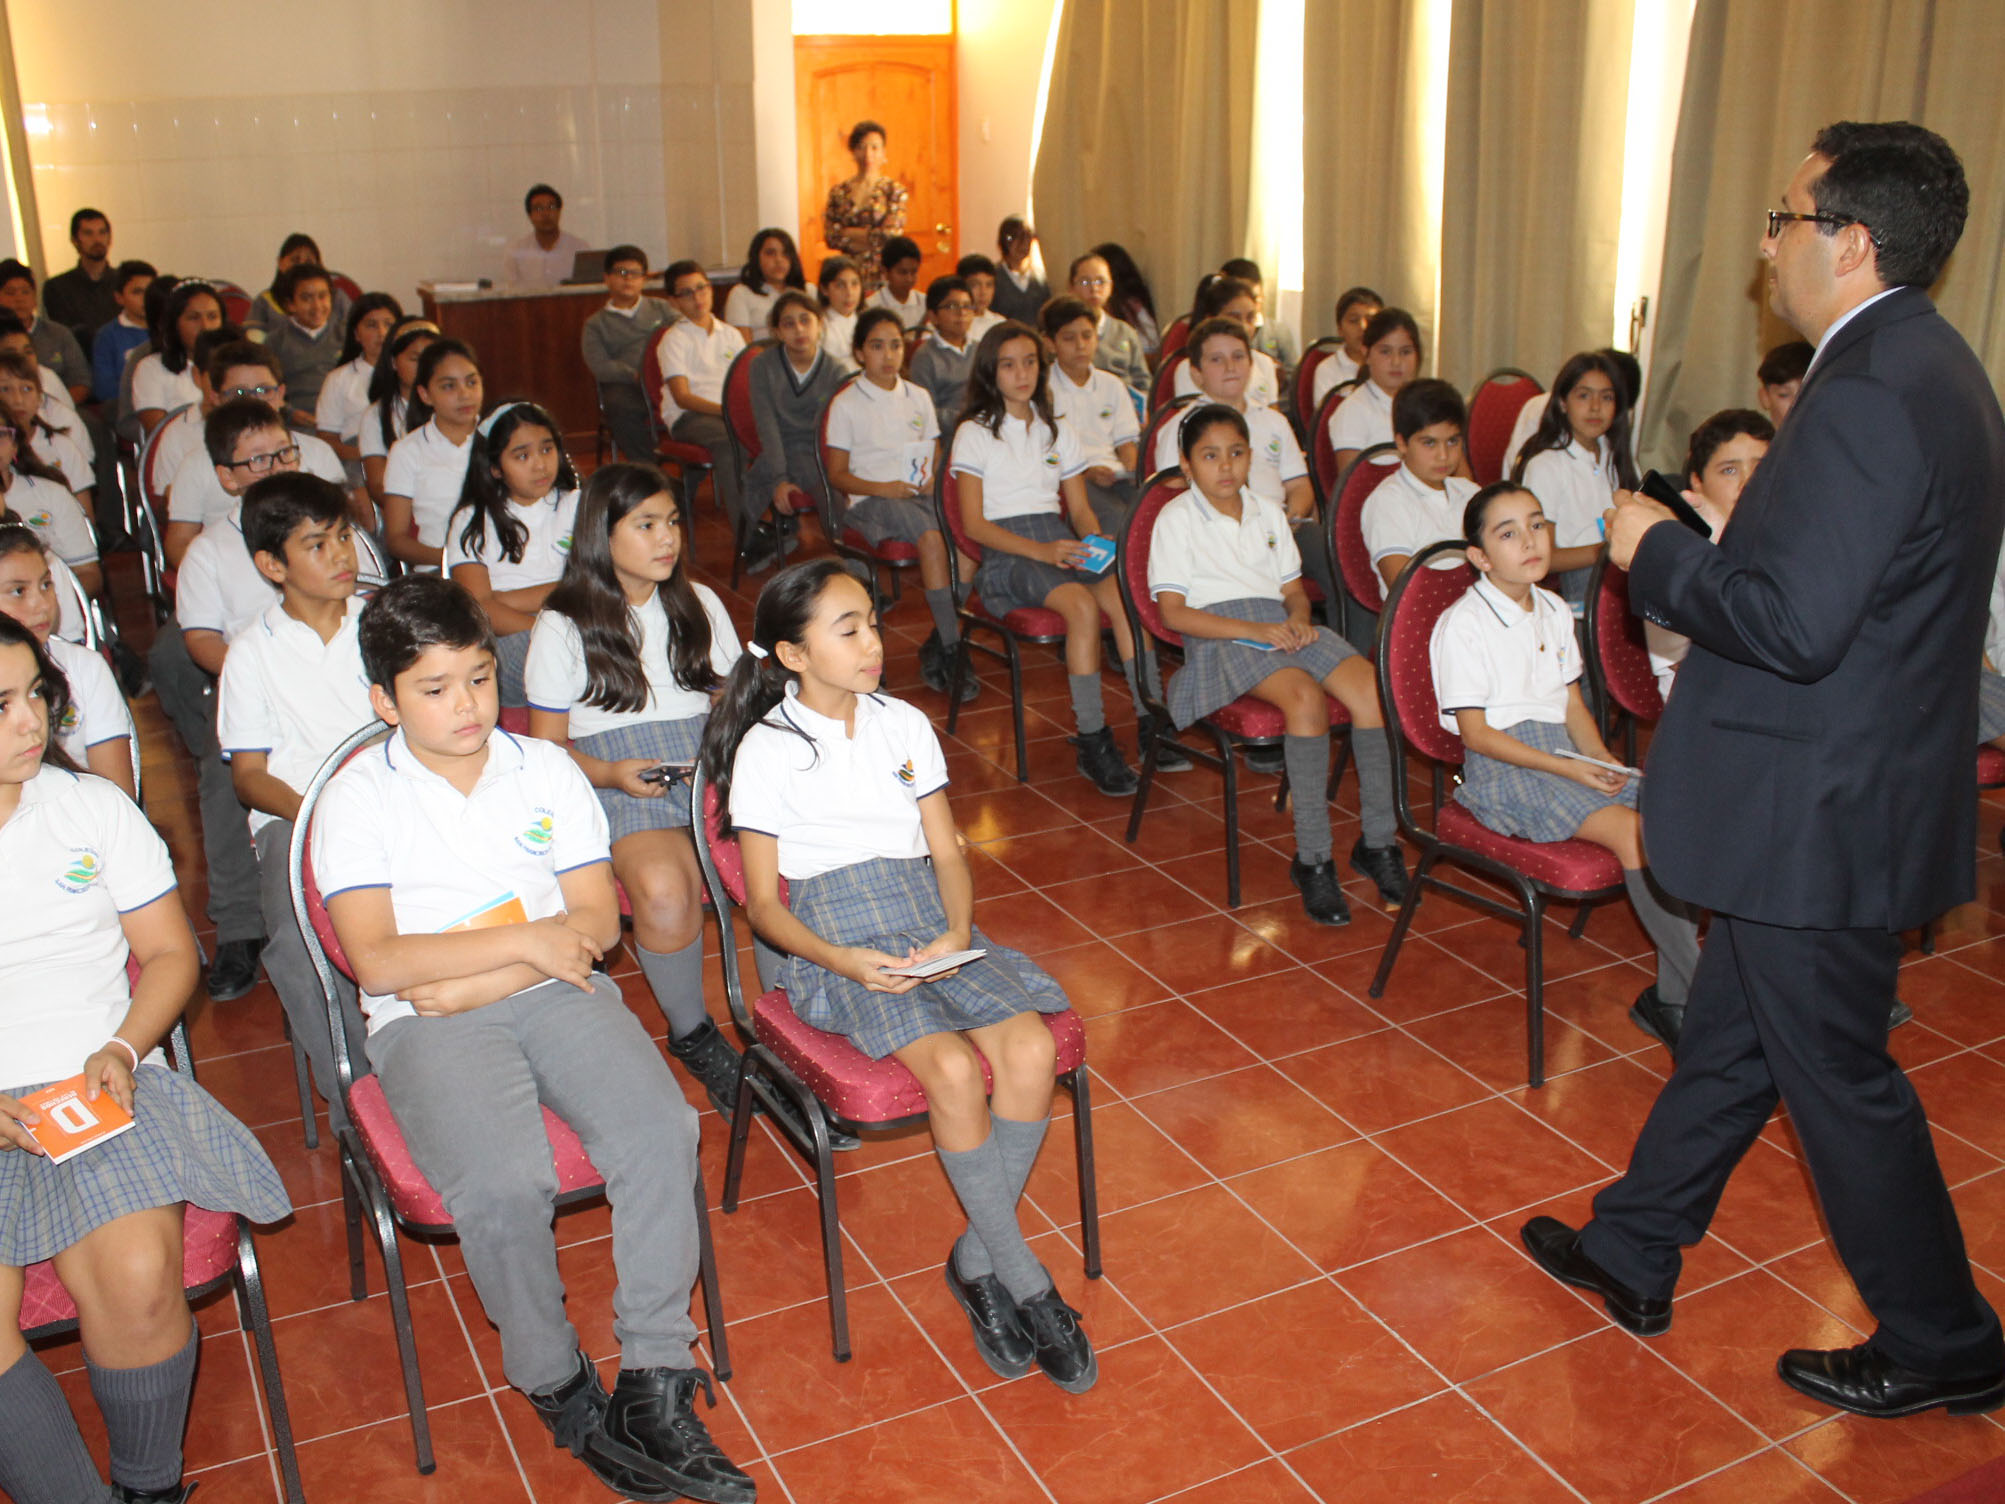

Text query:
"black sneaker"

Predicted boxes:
[[1290, 857, 1351, 926], [1139, 715, 1193, 774], [918, 633, 979, 703], [206, 938, 265, 1002], [1629, 986, 1685, 1053], [1349, 838, 1411, 907], [1890, 998, 1914, 1030], [944, 1253, 1035, 1378], [528, 1354, 675, 1503], [593, 1368, 758, 1504], [740, 523, 785, 575], [1015, 1287, 1097, 1394], [112, 1483, 199, 1503], [1244, 744, 1285, 775], [669, 1019, 746, 1119], [775, 511, 804, 556], [1073, 728, 1140, 797]]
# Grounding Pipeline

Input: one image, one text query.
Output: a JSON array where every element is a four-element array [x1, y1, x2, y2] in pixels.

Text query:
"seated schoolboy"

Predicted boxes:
[[816, 256, 864, 372], [1362, 379, 1478, 587], [1067, 253, 1149, 398], [1310, 286, 1383, 412], [866, 236, 928, 330], [146, 324, 248, 503], [0, 259, 89, 404], [311, 574, 755, 1503], [581, 245, 674, 467], [906, 276, 977, 424], [745, 290, 845, 570], [989, 216, 1048, 327], [1757, 339, 1812, 428], [1644, 409, 1771, 699], [215, 473, 373, 1098], [257, 264, 343, 428], [654, 261, 751, 557], [957, 253, 1005, 342], [1172, 275, 1283, 410], [91, 260, 155, 405], [1042, 296, 1141, 535], [245, 233, 352, 336], [1219, 257, 1296, 375], [0, 524, 135, 798], [1433, 482, 1701, 1050]]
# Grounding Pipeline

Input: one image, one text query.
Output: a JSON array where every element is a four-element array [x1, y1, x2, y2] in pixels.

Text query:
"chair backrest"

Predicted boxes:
[[328, 271, 365, 306], [139, 404, 188, 510], [1147, 350, 1189, 414], [1310, 379, 1362, 500], [1294, 337, 1343, 433], [639, 328, 672, 445], [812, 374, 864, 542], [721, 341, 765, 476], [1585, 554, 1663, 723], [936, 467, 981, 571], [1330, 441, 1402, 616], [1375, 540, 1478, 774], [204, 279, 254, 327], [1467, 368, 1543, 485], [1136, 393, 1197, 482], [1158, 315, 1191, 362], [690, 767, 786, 1035], [1114, 469, 1190, 653]]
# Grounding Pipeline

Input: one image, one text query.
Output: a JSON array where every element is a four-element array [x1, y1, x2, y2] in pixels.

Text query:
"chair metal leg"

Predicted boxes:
[[364, 1172, 435, 1472], [339, 1146, 368, 1301], [720, 1050, 761, 1212], [692, 1169, 731, 1382], [1370, 846, 1436, 996], [234, 1224, 306, 1503], [1567, 902, 1592, 940], [286, 1024, 317, 1151], [1066, 1067, 1103, 1279], [1521, 891, 1548, 1089], [1004, 636, 1029, 782], [802, 1092, 852, 1362], [1218, 729, 1244, 907]]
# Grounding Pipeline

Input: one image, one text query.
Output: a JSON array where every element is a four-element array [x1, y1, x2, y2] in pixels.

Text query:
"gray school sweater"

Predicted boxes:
[[581, 298, 675, 391], [907, 336, 974, 430], [746, 344, 846, 506]]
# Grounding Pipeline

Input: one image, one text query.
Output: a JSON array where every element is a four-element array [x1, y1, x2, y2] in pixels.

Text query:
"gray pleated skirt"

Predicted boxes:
[[0, 1064, 292, 1266], [845, 494, 936, 546], [1167, 597, 1357, 729], [1456, 717, 1637, 844], [780, 856, 1069, 1059], [574, 715, 706, 841], [974, 512, 1089, 616], [1980, 670, 2005, 745]]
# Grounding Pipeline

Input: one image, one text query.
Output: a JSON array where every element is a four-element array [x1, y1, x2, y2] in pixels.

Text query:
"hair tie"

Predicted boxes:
[[477, 401, 527, 439], [746, 641, 769, 659]]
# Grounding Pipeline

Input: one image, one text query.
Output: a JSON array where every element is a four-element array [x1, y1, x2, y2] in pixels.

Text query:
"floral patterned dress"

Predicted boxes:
[[823, 175, 910, 291]]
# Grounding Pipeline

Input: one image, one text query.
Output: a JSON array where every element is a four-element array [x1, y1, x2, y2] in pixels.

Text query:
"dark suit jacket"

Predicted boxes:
[[1633, 287, 2005, 930]]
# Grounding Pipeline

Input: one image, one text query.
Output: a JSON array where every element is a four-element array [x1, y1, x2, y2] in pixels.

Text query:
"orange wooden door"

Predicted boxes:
[[794, 34, 958, 287]]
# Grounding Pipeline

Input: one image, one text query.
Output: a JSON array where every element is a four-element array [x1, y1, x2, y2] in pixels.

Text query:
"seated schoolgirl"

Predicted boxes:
[[723, 228, 808, 342], [1173, 275, 1282, 409], [698, 558, 1098, 1393], [525, 463, 748, 1113], [816, 255, 864, 372], [1433, 482, 1701, 1050], [444, 401, 580, 706], [0, 350, 94, 514], [955, 321, 1175, 794], [1645, 409, 1771, 699], [0, 616, 290, 1504], [822, 307, 969, 702], [1310, 285, 1384, 413], [1363, 378, 1478, 588], [1067, 253, 1148, 399], [1091, 242, 1161, 355], [132, 281, 225, 437], [1152, 405, 1409, 922], [0, 413, 100, 601], [315, 292, 403, 476], [746, 291, 845, 570], [360, 316, 438, 516], [1328, 306, 1421, 477], [0, 524, 135, 797], [382, 337, 484, 569], [1042, 296, 1142, 535], [1509, 350, 1639, 610]]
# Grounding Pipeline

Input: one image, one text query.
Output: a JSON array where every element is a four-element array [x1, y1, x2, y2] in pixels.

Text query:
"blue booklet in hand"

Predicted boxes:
[[1076, 535, 1117, 575]]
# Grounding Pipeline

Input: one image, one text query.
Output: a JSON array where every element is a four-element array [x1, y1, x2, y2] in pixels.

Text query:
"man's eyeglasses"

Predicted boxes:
[[1766, 209, 1876, 246], [227, 445, 300, 474]]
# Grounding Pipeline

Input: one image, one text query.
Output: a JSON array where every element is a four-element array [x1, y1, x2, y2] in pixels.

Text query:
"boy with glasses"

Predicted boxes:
[[906, 276, 978, 424], [652, 260, 748, 558], [581, 245, 672, 468]]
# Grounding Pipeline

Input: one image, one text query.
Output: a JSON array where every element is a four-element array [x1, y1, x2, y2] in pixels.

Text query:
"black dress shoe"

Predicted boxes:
[[1291, 857, 1352, 927], [1889, 998, 1914, 1030], [205, 937, 265, 1002], [1016, 1287, 1098, 1393], [595, 1368, 758, 1503], [112, 1483, 198, 1503], [1777, 1342, 2005, 1418], [1349, 838, 1411, 906], [527, 1352, 676, 1501], [1628, 986, 1685, 1054], [1520, 1216, 1672, 1336], [944, 1253, 1035, 1378]]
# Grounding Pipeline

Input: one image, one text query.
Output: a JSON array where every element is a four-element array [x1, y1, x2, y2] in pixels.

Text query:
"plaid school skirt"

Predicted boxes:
[[0, 1064, 292, 1267], [1456, 717, 1637, 844], [781, 856, 1069, 1059], [974, 512, 1087, 616], [1981, 670, 2005, 745], [1167, 597, 1357, 729], [574, 715, 706, 841], [846, 494, 936, 546]]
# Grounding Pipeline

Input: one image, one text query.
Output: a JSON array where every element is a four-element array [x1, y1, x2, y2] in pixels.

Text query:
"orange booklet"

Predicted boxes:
[[22, 1075, 136, 1164], [440, 893, 529, 933]]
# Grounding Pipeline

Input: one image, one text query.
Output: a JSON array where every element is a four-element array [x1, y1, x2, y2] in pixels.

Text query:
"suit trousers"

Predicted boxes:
[[1580, 914, 2004, 1377]]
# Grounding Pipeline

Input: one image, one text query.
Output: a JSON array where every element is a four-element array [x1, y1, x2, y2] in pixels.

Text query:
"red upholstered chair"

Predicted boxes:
[[201, 278, 254, 326], [1979, 748, 2005, 789], [1310, 379, 1362, 502], [640, 328, 719, 519], [1584, 555, 1663, 765], [719, 340, 780, 588], [1293, 337, 1343, 432], [327, 271, 364, 306], [693, 775, 1101, 1361], [1115, 471, 1354, 907], [1136, 392, 1197, 484], [289, 722, 732, 1474], [1147, 350, 1190, 415], [1467, 367, 1544, 485], [1157, 314, 1191, 363], [813, 375, 922, 611], [1326, 441, 1401, 642], [1368, 542, 1627, 1086]]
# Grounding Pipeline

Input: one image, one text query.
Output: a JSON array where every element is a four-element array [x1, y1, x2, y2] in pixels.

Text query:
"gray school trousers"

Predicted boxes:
[[254, 819, 366, 1102], [670, 411, 749, 535], [365, 976, 703, 1394]]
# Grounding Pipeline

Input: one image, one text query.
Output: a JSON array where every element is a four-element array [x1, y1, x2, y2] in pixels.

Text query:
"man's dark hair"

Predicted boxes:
[[523, 182, 562, 215], [603, 244, 646, 275], [359, 574, 497, 692], [243, 472, 348, 566], [0, 259, 33, 292], [204, 396, 288, 467], [69, 208, 109, 241], [1392, 378, 1467, 441], [1758, 339, 1813, 388], [1809, 121, 1968, 288], [112, 259, 156, 295], [880, 236, 921, 271]]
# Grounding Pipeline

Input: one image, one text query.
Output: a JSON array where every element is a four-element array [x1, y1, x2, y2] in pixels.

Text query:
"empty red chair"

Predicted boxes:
[[1327, 441, 1402, 641], [1467, 367, 1544, 485], [1148, 349, 1190, 414], [1584, 555, 1664, 765], [1158, 314, 1191, 363], [1294, 337, 1343, 432]]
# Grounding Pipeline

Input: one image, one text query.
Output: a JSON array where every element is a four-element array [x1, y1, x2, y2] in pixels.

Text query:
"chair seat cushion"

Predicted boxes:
[[1438, 800, 1625, 893], [964, 597, 1110, 640], [1981, 746, 2005, 789], [348, 1075, 603, 1229], [19, 1207, 240, 1332], [840, 528, 919, 563], [657, 440, 713, 467], [1206, 692, 1350, 740], [750, 988, 1085, 1125]]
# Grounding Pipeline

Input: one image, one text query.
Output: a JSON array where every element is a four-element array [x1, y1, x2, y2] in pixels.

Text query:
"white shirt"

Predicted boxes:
[[316, 356, 375, 442], [383, 420, 474, 551], [969, 310, 1005, 342], [0, 767, 176, 1090], [1050, 366, 1141, 474], [7, 473, 96, 566], [216, 597, 374, 836], [132, 353, 201, 415], [444, 489, 579, 593], [31, 426, 91, 493], [311, 728, 612, 1028], [501, 229, 591, 290], [949, 413, 1086, 522], [1518, 437, 1616, 549], [167, 431, 345, 529], [867, 286, 927, 331], [150, 406, 206, 485], [1431, 575, 1579, 734], [723, 282, 782, 335], [1328, 378, 1397, 458], [524, 583, 741, 739], [39, 365, 76, 416], [819, 310, 860, 373], [1147, 487, 1300, 610], [48, 634, 134, 765], [358, 396, 410, 462], [729, 685, 946, 880], [654, 318, 746, 428], [824, 377, 939, 503], [1502, 392, 1544, 479], [174, 510, 278, 639], [1310, 348, 1362, 413], [1155, 403, 1306, 508], [1361, 464, 1477, 570], [50, 553, 88, 643], [1174, 350, 1282, 412]]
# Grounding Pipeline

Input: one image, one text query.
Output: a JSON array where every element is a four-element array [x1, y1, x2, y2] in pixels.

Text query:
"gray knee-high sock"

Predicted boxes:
[[637, 936, 709, 1040], [925, 588, 960, 646], [955, 1112, 1050, 1279], [939, 1134, 1050, 1302], [1068, 673, 1107, 736], [1623, 868, 1701, 1007], [87, 1322, 198, 1493], [1349, 730, 1399, 848], [1284, 734, 1334, 865], [0, 1348, 105, 1504]]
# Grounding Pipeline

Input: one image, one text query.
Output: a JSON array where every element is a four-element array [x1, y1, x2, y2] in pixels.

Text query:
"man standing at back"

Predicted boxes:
[[1522, 121, 2005, 1419], [43, 207, 117, 350]]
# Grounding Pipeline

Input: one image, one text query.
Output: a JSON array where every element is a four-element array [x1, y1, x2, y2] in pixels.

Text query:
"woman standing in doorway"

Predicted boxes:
[[822, 120, 910, 294]]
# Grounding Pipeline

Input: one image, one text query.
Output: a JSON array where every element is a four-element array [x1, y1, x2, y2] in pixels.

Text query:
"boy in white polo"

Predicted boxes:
[[653, 259, 748, 549], [216, 472, 374, 1100], [311, 574, 755, 1504], [1363, 379, 1478, 589]]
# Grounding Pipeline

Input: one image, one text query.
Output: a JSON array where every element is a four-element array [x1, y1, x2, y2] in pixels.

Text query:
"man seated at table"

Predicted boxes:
[[502, 184, 591, 290]]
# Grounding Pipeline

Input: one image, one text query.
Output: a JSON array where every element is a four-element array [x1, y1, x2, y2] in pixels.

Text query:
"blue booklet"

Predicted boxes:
[[1233, 638, 1281, 651], [1076, 534, 1117, 575]]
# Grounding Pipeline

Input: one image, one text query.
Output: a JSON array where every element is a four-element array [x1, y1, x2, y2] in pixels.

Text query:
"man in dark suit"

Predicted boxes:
[[1522, 121, 2005, 1418]]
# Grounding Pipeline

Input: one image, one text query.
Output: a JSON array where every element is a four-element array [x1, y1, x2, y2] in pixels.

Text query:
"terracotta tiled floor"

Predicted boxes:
[[57, 505, 2005, 1504]]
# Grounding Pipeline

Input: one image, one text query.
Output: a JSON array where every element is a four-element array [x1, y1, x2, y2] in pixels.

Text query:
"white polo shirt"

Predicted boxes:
[[8, 473, 96, 566], [50, 553, 87, 643], [824, 377, 939, 504], [949, 412, 1086, 522], [1502, 392, 1545, 478], [1154, 403, 1306, 509], [310, 728, 612, 1028], [150, 406, 207, 485], [1430, 575, 1579, 734], [31, 426, 91, 493], [382, 420, 474, 551], [0, 767, 177, 1090], [132, 354, 201, 415], [48, 634, 134, 765], [1362, 464, 1477, 571], [216, 596, 374, 836], [316, 356, 374, 443], [167, 431, 345, 529], [1327, 378, 1396, 456], [174, 510, 276, 639], [524, 584, 741, 738], [723, 282, 781, 334], [501, 229, 590, 290], [655, 318, 746, 427], [443, 489, 579, 592], [1050, 365, 1141, 473], [1147, 487, 1300, 610], [38, 365, 76, 415], [357, 397, 409, 463], [1173, 349, 1282, 411], [1518, 437, 1617, 550], [867, 285, 928, 331], [1310, 348, 1361, 413], [820, 310, 859, 372], [968, 310, 1005, 343], [729, 685, 946, 881]]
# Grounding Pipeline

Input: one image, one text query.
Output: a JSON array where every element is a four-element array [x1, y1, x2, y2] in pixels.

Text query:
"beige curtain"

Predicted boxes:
[[1030, 0, 1259, 321], [1300, 0, 1440, 358], [1435, 0, 1634, 391]]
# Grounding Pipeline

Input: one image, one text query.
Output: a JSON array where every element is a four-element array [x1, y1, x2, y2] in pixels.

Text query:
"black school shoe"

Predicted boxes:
[[1016, 1287, 1098, 1393], [669, 1019, 747, 1119], [527, 1353, 677, 1502], [205, 937, 265, 1002], [918, 632, 979, 703], [740, 522, 785, 576], [1073, 728, 1140, 797], [1138, 715, 1193, 774], [1291, 857, 1352, 926], [112, 1483, 198, 1503], [1629, 986, 1685, 1054], [595, 1368, 758, 1504], [1243, 743, 1285, 775], [945, 1253, 1036, 1378], [1349, 838, 1411, 906]]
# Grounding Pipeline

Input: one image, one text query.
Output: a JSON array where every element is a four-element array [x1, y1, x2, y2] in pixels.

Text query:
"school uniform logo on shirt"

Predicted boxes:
[[1096, 403, 1115, 422], [1264, 436, 1282, 461], [56, 846, 102, 894], [557, 533, 573, 554], [26, 509, 51, 529], [57, 702, 80, 733], [514, 810, 556, 855], [894, 758, 916, 786], [1042, 452, 1060, 469]]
